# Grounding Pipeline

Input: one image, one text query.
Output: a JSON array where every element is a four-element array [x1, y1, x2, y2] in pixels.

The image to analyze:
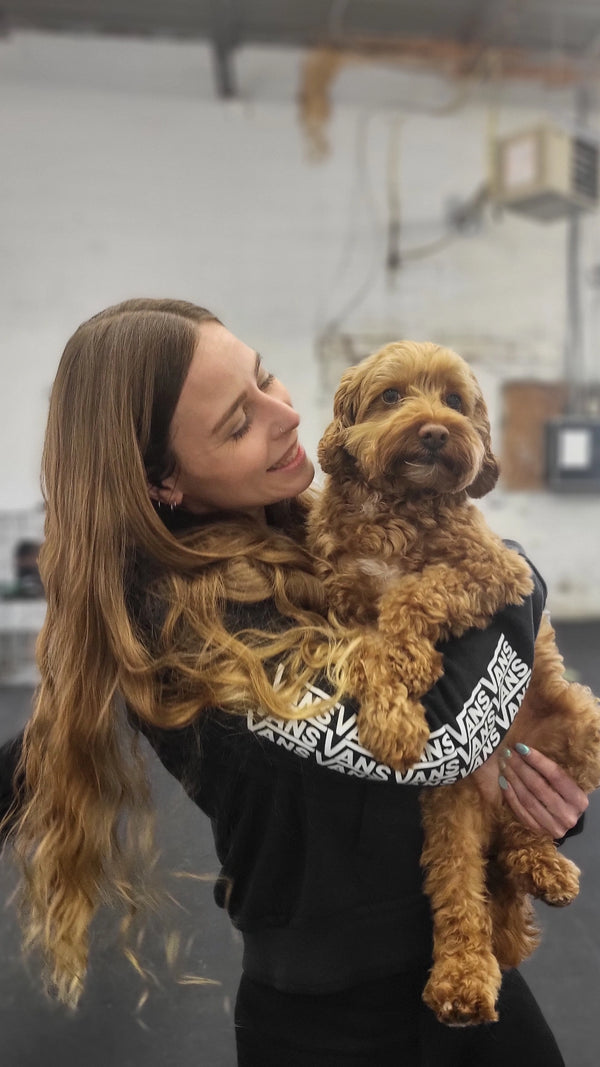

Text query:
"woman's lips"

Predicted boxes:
[[268, 443, 305, 472]]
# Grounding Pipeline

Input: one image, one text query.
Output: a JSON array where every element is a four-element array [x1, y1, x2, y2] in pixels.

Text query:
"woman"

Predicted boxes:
[[0, 299, 588, 1066]]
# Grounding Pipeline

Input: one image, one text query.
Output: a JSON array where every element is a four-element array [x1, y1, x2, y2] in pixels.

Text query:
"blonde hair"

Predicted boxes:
[[5, 298, 351, 1006]]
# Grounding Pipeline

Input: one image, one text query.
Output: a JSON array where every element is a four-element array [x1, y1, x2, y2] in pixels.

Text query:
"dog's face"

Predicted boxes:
[[318, 341, 499, 499]]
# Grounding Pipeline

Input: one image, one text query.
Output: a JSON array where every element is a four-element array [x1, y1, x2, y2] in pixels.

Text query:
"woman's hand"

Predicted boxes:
[[498, 744, 589, 840]]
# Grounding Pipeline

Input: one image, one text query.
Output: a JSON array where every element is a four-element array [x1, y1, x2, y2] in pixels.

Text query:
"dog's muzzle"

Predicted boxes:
[[419, 423, 449, 453]]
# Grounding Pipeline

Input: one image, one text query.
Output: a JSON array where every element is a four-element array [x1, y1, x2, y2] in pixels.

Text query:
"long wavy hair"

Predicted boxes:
[[6, 298, 353, 1006]]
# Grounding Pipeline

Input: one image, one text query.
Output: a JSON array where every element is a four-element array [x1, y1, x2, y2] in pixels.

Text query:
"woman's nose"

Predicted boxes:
[[271, 402, 300, 438]]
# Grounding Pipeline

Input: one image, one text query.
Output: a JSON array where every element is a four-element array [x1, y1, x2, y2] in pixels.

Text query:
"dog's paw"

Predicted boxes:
[[423, 962, 500, 1027], [533, 856, 580, 907], [506, 849, 581, 906], [377, 732, 429, 773], [359, 694, 430, 771]]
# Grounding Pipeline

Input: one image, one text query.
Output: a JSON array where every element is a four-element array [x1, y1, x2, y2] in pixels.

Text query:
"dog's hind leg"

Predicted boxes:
[[486, 856, 541, 969], [420, 781, 501, 1025], [494, 810, 580, 906], [495, 617, 600, 906]]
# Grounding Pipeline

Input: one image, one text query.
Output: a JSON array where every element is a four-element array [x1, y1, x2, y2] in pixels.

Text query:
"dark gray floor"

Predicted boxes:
[[1, 622, 599, 1066]]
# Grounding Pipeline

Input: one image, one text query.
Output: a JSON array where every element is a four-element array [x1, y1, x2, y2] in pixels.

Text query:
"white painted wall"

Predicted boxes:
[[1, 31, 599, 616]]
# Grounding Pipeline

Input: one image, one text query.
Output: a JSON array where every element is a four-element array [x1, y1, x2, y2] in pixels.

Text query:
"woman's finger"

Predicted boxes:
[[503, 752, 583, 822], [500, 765, 577, 838], [508, 745, 589, 808], [498, 773, 555, 836], [499, 745, 588, 838]]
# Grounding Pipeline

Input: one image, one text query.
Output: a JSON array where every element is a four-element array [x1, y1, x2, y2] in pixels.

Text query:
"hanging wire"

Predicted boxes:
[[385, 114, 402, 276], [314, 109, 384, 338], [313, 0, 566, 337], [315, 107, 491, 340]]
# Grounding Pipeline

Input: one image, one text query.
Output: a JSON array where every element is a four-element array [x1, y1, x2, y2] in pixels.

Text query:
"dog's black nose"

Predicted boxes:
[[419, 423, 449, 451]]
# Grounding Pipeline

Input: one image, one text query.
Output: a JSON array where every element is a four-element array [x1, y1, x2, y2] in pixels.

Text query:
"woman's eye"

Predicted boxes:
[[230, 373, 274, 440], [382, 388, 401, 404], [231, 418, 251, 441], [445, 393, 462, 411]]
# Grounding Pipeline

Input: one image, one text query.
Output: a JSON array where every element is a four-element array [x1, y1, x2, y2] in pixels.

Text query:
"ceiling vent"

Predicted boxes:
[[491, 124, 599, 221]]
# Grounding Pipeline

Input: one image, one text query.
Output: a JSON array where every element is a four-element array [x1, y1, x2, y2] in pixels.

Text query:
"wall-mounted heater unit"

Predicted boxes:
[[545, 415, 600, 492], [492, 124, 599, 221]]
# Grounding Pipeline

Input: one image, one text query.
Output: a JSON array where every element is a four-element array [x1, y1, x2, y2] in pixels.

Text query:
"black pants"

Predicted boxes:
[[235, 968, 565, 1067]]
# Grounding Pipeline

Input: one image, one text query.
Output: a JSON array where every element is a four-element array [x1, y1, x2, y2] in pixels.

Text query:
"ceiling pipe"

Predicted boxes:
[[210, 0, 239, 98]]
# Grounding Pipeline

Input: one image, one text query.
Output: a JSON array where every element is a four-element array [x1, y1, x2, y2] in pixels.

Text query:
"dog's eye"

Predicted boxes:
[[382, 388, 401, 405], [445, 393, 462, 411]]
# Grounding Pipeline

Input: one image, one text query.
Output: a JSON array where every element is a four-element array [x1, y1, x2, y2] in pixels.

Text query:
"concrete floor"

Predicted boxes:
[[1, 621, 599, 1067]]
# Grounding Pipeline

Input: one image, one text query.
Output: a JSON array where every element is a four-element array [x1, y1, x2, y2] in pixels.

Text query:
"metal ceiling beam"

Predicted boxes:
[[1, 1, 599, 62], [459, 0, 508, 43]]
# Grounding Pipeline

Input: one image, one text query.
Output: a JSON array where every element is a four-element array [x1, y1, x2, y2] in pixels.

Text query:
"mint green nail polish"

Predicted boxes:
[[499, 775, 509, 791], [502, 748, 511, 759], [515, 743, 530, 756]]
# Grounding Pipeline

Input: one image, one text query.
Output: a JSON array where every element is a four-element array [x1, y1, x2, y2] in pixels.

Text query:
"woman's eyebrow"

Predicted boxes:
[[211, 352, 262, 436]]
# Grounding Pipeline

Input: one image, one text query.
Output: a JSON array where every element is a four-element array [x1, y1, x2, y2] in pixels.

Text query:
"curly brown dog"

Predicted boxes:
[[308, 340, 600, 1026]]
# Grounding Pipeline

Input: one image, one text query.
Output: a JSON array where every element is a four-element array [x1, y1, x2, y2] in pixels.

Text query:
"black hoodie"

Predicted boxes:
[[0, 547, 547, 993]]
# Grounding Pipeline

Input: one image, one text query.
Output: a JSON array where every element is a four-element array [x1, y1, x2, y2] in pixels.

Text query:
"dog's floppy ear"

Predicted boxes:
[[317, 365, 362, 478], [467, 384, 499, 498]]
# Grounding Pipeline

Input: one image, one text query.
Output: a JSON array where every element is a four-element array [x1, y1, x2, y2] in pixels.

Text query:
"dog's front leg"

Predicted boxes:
[[375, 564, 467, 697], [374, 553, 533, 708], [351, 565, 463, 770], [420, 780, 502, 1026], [319, 565, 383, 628], [348, 629, 432, 770], [380, 556, 532, 648]]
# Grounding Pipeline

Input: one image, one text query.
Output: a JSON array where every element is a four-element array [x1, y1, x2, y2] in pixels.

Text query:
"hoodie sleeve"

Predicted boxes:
[[245, 550, 545, 786]]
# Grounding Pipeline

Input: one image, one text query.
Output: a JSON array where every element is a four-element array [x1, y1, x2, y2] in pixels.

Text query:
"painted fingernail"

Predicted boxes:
[[502, 748, 511, 759], [499, 775, 509, 791], [515, 743, 530, 756]]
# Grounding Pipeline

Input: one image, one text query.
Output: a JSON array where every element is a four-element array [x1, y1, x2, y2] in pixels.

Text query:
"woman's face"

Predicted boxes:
[[157, 322, 314, 517]]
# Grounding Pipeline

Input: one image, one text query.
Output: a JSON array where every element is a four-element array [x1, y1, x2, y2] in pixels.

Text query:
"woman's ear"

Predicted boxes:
[[147, 480, 183, 508]]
